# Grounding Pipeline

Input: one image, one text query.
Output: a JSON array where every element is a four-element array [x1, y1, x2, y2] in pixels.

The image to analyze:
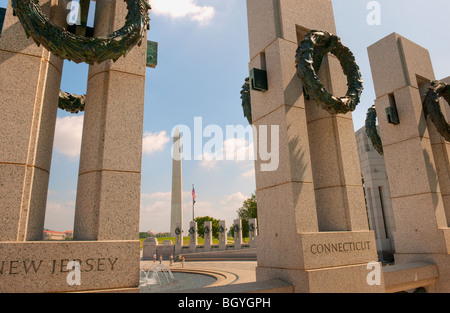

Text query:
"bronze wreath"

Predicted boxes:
[[365, 105, 383, 155], [11, 0, 151, 64], [240, 77, 252, 124], [423, 80, 450, 142], [58, 90, 85, 114], [295, 30, 363, 115]]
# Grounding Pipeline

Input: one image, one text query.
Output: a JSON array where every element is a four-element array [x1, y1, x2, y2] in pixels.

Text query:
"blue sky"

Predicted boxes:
[[3, 0, 448, 234]]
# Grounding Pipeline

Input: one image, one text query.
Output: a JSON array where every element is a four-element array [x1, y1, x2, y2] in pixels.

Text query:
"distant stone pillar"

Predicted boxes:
[[233, 219, 242, 250], [0, 0, 66, 241], [189, 221, 198, 253], [73, 0, 147, 241], [203, 221, 213, 252], [355, 126, 395, 262], [174, 222, 183, 255], [368, 33, 450, 292], [219, 220, 227, 250], [249, 218, 258, 248], [143, 237, 158, 260], [247, 0, 383, 292]]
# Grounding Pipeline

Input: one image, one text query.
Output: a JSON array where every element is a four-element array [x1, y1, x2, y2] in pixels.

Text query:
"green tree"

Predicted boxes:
[[234, 192, 257, 238], [194, 216, 220, 239]]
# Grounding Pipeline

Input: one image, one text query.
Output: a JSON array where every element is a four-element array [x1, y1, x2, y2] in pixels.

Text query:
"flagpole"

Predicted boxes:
[[192, 184, 195, 222]]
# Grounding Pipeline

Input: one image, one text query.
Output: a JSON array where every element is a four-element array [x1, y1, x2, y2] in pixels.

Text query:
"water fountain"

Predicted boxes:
[[139, 263, 217, 293], [140, 264, 175, 289]]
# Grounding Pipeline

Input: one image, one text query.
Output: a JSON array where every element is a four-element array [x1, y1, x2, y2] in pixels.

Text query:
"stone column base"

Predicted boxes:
[[394, 252, 450, 292], [0, 241, 140, 293], [256, 263, 385, 293], [256, 231, 385, 293]]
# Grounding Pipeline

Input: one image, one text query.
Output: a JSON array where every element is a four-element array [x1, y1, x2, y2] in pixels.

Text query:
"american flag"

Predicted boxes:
[[192, 186, 196, 204]]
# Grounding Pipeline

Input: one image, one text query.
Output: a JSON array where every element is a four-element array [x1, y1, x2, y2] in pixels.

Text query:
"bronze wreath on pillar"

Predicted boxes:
[[423, 80, 450, 142], [11, 0, 151, 64], [365, 105, 383, 155], [58, 90, 85, 114], [240, 77, 252, 124], [296, 30, 363, 115]]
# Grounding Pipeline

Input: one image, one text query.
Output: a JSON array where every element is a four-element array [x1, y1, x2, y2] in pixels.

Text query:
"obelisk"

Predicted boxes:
[[170, 128, 183, 237]]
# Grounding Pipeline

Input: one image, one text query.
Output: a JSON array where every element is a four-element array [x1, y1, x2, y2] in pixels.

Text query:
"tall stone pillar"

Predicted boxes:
[[170, 128, 183, 237], [74, 0, 147, 241], [368, 33, 450, 292], [0, 0, 65, 241], [247, 0, 383, 292], [355, 126, 395, 262]]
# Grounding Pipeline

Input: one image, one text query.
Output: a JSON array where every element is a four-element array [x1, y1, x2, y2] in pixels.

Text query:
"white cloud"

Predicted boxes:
[[140, 189, 247, 233], [151, 0, 215, 25], [217, 192, 248, 218], [223, 137, 254, 162], [199, 137, 254, 170], [142, 191, 171, 200], [54, 115, 84, 158], [199, 152, 219, 170], [142, 131, 170, 155], [44, 201, 76, 231], [241, 168, 255, 179], [140, 190, 195, 233], [224, 191, 247, 204]]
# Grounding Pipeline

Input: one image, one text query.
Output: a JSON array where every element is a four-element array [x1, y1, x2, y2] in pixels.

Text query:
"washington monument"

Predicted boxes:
[[170, 128, 183, 237]]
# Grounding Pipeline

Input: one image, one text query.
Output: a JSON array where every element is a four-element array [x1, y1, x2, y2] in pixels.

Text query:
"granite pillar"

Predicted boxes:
[[219, 220, 227, 250], [174, 222, 182, 255], [73, 0, 147, 241], [368, 33, 450, 292], [189, 221, 198, 253], [203, 221, 213, 252], [247, 0, 383, 292], [233, 219, 243, 250], [249, 218, 258, 248], [0, 0, 65, 242]]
